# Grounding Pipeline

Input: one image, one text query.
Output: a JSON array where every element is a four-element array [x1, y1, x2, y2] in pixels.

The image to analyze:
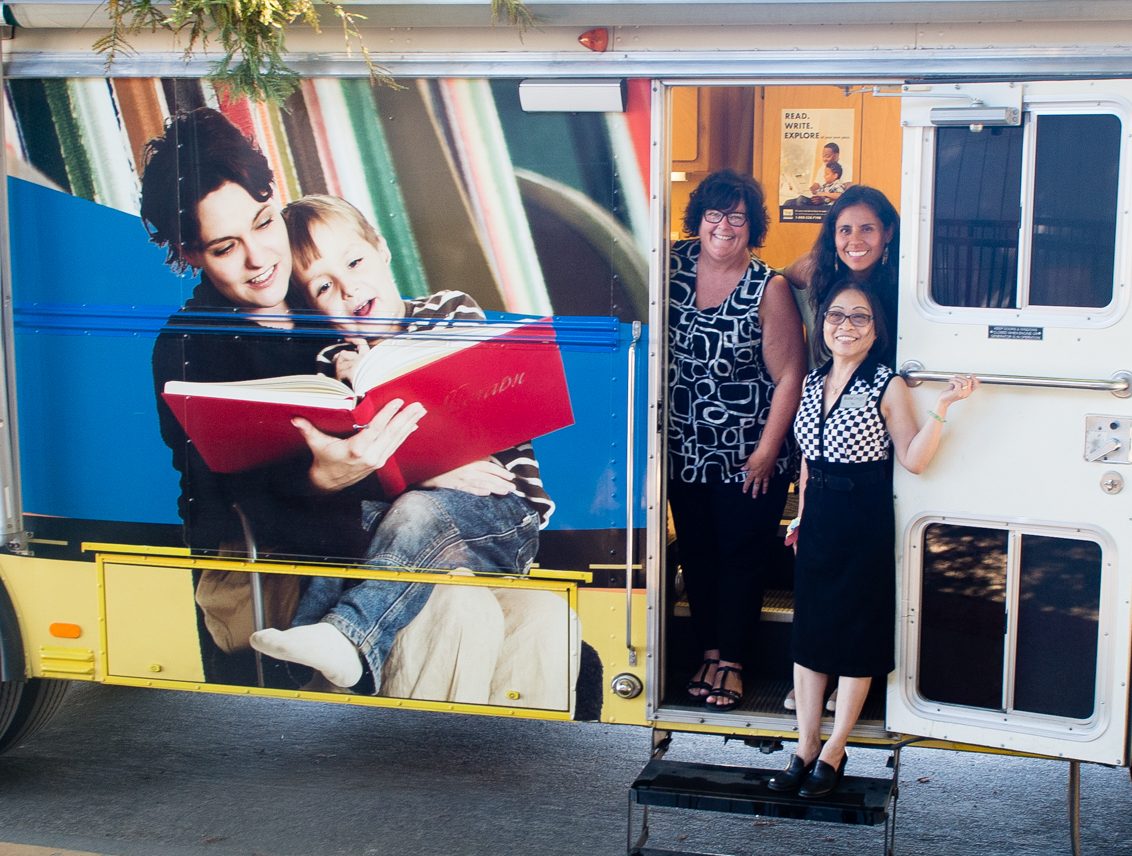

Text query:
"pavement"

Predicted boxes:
[[0, 682, 1130, 855]]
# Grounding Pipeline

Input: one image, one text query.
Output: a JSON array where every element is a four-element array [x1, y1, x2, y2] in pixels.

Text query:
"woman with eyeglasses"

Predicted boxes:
[[767, 281, 977, 798], [782, 183, 902, 717], [786, 185, 901, 368], [668, 169, 806, 711]]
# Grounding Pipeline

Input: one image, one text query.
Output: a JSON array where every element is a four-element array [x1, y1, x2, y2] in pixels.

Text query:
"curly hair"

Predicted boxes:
[[139, 107, 274, 273], [681, 168, 770, 249]]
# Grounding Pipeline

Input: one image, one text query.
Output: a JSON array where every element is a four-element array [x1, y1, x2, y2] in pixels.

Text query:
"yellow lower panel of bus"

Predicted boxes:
[[0, 554, 103, 680], [95, 552, 578, 714], [103, 562, 206, 683]]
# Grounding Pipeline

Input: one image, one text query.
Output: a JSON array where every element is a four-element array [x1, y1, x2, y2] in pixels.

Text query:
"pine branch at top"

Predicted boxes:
[[96, 0, 534, 103]]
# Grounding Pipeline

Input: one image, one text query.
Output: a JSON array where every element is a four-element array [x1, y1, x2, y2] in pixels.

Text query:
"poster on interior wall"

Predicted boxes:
[[778, 108, 856, 223]]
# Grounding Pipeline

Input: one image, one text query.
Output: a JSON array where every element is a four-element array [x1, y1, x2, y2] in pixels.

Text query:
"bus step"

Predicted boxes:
[[631, 758, 894, 824], [628, 758, 898, 855], [675, 589, 793, 622]]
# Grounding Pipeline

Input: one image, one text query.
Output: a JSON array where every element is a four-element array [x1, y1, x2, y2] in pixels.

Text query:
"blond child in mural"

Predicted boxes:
[[248, 194, 573, 707]]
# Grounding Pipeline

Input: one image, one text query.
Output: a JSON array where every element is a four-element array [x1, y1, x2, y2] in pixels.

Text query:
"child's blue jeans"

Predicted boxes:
[[290, 488, 540, 692]]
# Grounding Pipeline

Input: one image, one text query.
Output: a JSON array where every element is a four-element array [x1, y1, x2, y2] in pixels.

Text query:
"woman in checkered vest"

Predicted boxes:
[[768, 280, 978, 799]]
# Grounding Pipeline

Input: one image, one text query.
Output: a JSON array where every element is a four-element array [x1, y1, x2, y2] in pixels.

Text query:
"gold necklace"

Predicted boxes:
[[826, 374, 852, 399]]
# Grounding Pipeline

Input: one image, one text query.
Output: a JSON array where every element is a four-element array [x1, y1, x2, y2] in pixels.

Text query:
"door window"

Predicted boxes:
[[930, 114, 1121, 311], [918, 522, 1103, 723]]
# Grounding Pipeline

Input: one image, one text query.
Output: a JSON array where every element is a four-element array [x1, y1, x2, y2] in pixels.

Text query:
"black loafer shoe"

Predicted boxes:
[[767, 754, 816, 792], [798, 755, 847, 799]]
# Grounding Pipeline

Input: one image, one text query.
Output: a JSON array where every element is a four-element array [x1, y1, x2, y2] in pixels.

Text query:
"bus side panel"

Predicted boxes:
[[0, 555, 101, 681], [3, 77, 652, 719]]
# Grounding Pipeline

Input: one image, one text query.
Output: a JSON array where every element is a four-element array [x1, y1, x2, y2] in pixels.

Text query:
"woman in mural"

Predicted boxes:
[[668, 169, 806, 711], [143, 107, 551, 699], [768, 281, 977, 797]]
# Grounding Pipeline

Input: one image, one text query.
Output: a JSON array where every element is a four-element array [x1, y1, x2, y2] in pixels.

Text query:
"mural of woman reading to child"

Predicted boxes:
[[142, 106, 577, 709]]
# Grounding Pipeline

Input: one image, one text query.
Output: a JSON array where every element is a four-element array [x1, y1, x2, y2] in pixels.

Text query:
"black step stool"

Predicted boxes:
[[628, 753, 900, 856]]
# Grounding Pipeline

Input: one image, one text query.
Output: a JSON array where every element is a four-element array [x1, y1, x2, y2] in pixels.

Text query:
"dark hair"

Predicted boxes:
[[812, 278, 891, 365], [140, 107, 275, 273], [824, 161, 844, 180], [823, 142, 840, 155], [681, 168, 770, 248], [808, 185, 900, 314]]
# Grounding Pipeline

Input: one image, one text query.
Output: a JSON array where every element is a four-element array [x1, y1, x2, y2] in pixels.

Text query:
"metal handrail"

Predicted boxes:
[[625, 321, 642, 667], [0, 43, 26, 552], [900, 362, 1132, 399]]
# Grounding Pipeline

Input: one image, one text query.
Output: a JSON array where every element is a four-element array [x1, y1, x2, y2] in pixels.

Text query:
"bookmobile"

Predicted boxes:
[[0, 1, 1130, 853]]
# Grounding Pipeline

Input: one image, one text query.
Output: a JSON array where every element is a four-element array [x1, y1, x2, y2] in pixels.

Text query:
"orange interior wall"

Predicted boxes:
[[670, 84, 903, 270]]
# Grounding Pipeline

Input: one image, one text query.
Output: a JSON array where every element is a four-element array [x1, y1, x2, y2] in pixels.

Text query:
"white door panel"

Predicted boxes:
[[888, 79, 1132, 764]]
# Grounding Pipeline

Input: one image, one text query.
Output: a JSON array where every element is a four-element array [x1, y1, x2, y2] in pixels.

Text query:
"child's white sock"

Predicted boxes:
[[250, 623, 364, 688]]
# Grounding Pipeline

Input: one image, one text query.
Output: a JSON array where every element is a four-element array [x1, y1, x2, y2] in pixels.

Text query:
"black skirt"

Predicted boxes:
[[791, 461, 896, 677]]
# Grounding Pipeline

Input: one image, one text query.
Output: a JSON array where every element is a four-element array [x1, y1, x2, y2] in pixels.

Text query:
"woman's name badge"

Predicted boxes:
[[839, 393, 868, 409]]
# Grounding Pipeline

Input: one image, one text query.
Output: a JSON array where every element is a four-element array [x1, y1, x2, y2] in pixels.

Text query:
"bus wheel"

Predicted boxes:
[[0, 678, 69, 755]]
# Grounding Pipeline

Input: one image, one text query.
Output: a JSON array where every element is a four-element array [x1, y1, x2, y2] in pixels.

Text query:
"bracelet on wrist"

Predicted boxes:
[[928, 409, 947, 424]]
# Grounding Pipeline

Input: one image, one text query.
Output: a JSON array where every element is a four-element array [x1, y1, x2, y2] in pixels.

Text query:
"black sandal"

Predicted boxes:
[[706, 664, 743, 711], [686, 658, 719, 700]]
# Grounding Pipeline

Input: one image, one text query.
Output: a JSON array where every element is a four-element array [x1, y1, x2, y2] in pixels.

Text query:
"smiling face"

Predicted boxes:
[[183, 182, 291, 314], [292, 217, 405, 335], [697, 203, 750, 268], [823, 287, 877, 360], [834, 203, 893, 279]]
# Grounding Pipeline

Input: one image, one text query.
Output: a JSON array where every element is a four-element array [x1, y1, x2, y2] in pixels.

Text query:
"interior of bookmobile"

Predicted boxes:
[[0, 0, 1131, 851]]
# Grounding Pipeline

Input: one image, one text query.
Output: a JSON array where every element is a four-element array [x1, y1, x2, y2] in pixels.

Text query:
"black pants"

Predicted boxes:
[[668, 474, 790, 664]]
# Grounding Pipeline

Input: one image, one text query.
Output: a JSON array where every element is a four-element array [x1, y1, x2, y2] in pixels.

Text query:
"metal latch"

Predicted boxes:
[[1084, 415, 1131, 464]]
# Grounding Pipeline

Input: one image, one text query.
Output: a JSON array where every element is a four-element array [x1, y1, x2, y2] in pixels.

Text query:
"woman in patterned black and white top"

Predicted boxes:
[[668, 170, 806, 711], [768, 281, 978, 799]]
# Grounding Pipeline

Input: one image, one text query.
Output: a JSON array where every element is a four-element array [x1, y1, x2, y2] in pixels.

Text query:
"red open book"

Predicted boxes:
[[162, 319, 573, 495]]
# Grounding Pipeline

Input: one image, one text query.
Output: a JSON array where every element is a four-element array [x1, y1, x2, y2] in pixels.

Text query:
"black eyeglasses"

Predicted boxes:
[[823, 310, 874, 328], [703, 209, 748, 227]]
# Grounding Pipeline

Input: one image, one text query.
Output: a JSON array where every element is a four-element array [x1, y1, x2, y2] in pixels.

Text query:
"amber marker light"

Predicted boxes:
[[49, 622, 82, 639], [578, 28, 609, 53]]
